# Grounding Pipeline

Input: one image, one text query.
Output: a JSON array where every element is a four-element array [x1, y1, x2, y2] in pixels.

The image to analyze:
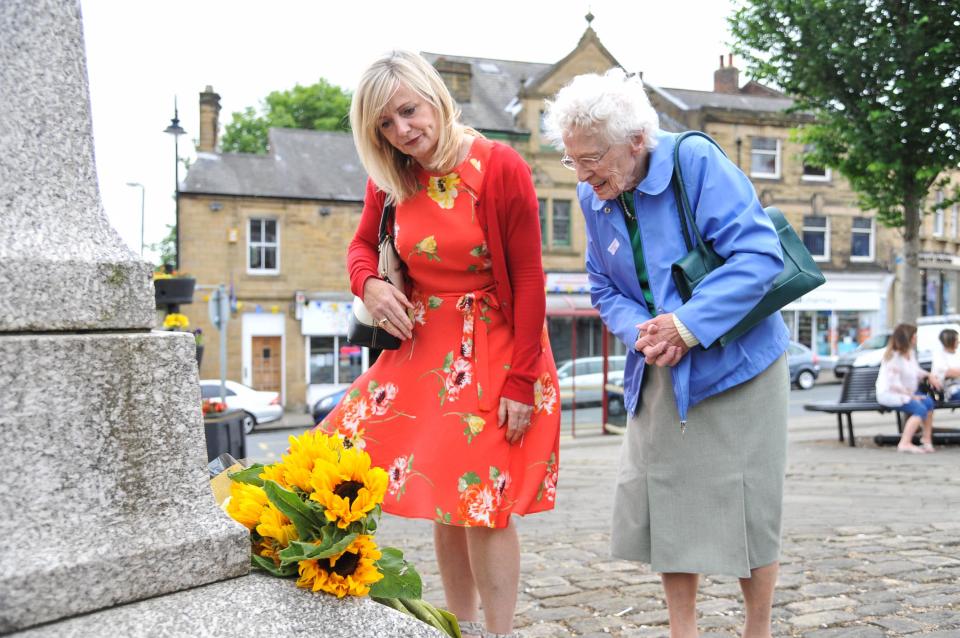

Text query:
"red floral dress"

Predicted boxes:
[[320, 144, 560, 528]]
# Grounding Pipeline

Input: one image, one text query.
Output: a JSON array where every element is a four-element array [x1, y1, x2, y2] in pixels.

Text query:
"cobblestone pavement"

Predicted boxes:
[[374, 411, 960, 637]]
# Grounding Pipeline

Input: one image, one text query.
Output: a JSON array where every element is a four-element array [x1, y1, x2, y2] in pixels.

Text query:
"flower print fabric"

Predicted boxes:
[[319, 140, 560, 528]]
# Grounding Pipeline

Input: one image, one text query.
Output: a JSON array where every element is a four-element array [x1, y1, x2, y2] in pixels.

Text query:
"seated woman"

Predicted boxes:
[[932, 328, 960, 401], [876, 323, 941, 453]]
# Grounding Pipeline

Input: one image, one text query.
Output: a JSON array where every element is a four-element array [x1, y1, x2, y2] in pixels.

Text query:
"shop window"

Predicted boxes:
[[801, 144, 831, 182], [552, 200, 572, 247], [750, 137, 780, 179], [309, 336, 362, 385], [538, 198, 547, 246], [850, 217, 874, 262], [248, 218, 279, 274], [802, 215, 829, 261]]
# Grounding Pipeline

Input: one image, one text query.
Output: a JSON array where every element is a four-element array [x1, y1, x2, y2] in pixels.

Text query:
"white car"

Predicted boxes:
[[557, 355, 626, 406], [199, 380, 283, 434], [851, 322, 960, 370]]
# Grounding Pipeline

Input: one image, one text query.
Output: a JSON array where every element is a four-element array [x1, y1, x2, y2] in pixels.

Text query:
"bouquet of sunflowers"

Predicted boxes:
[[224, 430, 461, 637]]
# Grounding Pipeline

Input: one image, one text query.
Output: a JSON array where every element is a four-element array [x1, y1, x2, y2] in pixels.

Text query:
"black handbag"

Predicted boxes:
[[346, 202, 403, 350], [670, 131, 826, 347]]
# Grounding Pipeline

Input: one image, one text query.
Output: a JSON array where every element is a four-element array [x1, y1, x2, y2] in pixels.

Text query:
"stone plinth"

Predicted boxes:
[[0, 332, 249, 632], [0, 0, 155, 331], [12, 573, 445, 638]]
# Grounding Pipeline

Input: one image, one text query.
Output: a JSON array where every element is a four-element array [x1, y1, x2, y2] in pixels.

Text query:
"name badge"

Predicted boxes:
[[607, 238, 620, 255]]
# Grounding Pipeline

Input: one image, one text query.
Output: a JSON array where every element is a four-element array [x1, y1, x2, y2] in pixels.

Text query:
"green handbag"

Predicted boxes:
[[670, 131, 826, 347]]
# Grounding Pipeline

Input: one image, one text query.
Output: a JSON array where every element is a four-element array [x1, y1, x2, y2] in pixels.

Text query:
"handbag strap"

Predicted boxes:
[[671, 131, 728, 253], [378, 201, 396, 243]]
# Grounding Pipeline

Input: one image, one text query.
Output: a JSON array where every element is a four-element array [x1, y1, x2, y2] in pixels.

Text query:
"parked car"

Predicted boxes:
[[787, 341, 821, 390], [850, 322, 960, 371], [557, 355, 626, 406], [312, 386, 348, 425], [833, 332, 890, 379], [605, 371, 626, 416], [199, 380, 283, 434]]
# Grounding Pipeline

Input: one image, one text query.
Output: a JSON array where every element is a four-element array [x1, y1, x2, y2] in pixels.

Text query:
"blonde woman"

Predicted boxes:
[[876, 323, 941, 453], [316, 51, 560, 638]]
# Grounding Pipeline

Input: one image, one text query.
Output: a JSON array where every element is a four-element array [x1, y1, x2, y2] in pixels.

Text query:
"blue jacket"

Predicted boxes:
[[579, 130, 789, 424]]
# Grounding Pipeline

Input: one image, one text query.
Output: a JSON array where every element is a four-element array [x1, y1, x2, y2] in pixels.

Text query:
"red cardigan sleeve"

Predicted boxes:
[[347, 179, 387, 297], [496, 148, 547, 404]]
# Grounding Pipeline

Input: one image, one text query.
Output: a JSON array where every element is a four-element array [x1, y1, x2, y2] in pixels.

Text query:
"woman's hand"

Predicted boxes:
[[927, 374, 943, 391], [362, 277, 414, 340], [635, 314, 689, 367], [498, 397, 534, 444]]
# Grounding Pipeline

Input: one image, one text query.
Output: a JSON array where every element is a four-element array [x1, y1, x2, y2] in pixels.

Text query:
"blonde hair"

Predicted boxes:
[[350, 50, 478, 203]]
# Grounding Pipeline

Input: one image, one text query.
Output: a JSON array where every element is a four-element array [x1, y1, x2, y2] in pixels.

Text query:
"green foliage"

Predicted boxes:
[[220, 79, 352, 154], [147, 223, 177, 270], [730, 0, 960, 319], [369, 548, 423, 599]]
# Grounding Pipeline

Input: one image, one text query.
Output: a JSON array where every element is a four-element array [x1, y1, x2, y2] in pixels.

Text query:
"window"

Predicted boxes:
[[538, 198, 547, 246], [552, 200, 571, 247], [934, 191, 945, 237], [802, 215, 829, 261], [248, 218, 279, 273], [801, 144, 831, 181], [309, 337, 362, 385], [750, 137, 780, 179], [952, 203, 959, 239], [850, 217, 874, 261]]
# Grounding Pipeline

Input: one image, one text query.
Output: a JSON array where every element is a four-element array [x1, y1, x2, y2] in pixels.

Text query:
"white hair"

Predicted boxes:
[[543, 68, 659, 152]]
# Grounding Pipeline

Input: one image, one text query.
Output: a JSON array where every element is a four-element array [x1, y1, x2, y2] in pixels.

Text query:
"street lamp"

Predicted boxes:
[[125, 182, 145, 257], [163, 98, 186, 271]]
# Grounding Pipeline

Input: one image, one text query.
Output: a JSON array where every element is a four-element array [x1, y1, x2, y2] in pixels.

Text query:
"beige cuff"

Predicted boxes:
[[672, 314, 700, 348]]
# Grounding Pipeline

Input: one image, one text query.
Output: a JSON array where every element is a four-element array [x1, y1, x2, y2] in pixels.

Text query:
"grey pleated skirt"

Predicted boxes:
[[611, 355, 788, 578]]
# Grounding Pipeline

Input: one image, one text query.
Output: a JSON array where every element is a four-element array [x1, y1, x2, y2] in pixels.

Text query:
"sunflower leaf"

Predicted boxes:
[[228, 464, 267, 487], [263, 480, 321, 540], [279, 533, 357, 563], [370, 547, 423, 599], [251, 554, 297, 578]]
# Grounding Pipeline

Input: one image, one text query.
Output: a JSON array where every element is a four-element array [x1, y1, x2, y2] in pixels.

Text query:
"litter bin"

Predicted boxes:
[[203, 408, 246, 462]]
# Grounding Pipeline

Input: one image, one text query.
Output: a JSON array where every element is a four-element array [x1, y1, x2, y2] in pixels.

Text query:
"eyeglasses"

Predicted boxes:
[[560, 145, 611, 171]]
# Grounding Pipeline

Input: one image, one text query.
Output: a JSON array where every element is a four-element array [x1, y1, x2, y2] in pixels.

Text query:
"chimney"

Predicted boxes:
[[432, 58, 472, 104], [713, 53, 740, 94], [198, 85, 221, 153]]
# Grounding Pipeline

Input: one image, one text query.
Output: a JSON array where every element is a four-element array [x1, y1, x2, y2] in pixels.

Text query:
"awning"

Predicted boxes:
[[546, 294, 599, 317], [783, 272, 894, 312]]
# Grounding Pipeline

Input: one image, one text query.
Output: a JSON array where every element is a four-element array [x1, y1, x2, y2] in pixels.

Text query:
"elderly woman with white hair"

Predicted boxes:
[[543, 70, 790, 638]]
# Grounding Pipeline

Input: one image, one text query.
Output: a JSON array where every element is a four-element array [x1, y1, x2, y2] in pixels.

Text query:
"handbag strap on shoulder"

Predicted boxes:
[[378, 201, 395, 244], [671, 131, 728, 253]]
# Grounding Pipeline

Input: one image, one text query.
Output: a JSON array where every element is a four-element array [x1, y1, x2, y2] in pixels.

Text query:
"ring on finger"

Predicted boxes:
[[378, 317, 389, 327]]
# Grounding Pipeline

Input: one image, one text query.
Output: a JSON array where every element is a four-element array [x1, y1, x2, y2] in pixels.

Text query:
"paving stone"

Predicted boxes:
[[853, 589, 902, 604], [788, 610, 860, 628], [855, 602, 901, 616], [617, 627, 670, 638], [516, 621, 568, 637], [868, 616, 924, 633], [622, 608, 671, 626], [593, 560, 641, 573], [786, 596, 856, 615], [835, 525, 887, 535], [856, 560, 925, 576], [519, 604, 592, 623], [525, 584, 583, 599], [908, 609, 960, 626], [699, 614, 742, 629], [536, 590, 610, 608], [697, 598, 740, 615], [800, 626, 885, 638], [700, 583, 742, 597], [798, 582, 853, 597], [772, 588, 805, 606], [910, 592, 960, 607], [525, 575, 571, 588]]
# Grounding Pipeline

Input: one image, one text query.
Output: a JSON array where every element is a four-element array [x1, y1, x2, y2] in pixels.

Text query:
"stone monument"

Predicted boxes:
[[0, 2, 440, 636]]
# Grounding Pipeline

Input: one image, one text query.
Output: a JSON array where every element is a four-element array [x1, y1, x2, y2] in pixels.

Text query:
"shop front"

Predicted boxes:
[[781, 272, 894, 360], [919, 252, 960, 317], [300, 297, 370, 409]]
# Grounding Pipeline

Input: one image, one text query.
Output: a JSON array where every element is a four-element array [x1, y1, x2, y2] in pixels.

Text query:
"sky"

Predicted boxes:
[[80, 0, 739, 262]]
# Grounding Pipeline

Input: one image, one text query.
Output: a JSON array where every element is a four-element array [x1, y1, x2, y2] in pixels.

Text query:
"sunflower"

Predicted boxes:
[[274, 430, 343, 493], [295, 535, 384, 597], [256, 504, 298, 548], [309, 447, 388, 528], [226, 481, 269, 530]]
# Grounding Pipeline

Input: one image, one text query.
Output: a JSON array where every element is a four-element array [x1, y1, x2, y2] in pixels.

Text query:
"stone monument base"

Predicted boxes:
[[13, 573, 445, 638]]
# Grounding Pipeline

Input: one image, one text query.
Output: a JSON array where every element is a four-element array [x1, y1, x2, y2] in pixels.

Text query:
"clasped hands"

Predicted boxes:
[[634, 313, 689, 367]]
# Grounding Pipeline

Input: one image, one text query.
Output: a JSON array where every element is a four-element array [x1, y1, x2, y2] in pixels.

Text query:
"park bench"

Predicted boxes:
[[805, 365, 960, 447]]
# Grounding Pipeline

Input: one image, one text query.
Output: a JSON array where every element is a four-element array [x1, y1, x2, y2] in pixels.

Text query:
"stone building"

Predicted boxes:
[[179, 22, 958, 411]]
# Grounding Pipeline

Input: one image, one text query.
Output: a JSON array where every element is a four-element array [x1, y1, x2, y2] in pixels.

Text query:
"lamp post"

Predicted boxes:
[[125, 182, 145, 257], [163, 98, 186, 271]]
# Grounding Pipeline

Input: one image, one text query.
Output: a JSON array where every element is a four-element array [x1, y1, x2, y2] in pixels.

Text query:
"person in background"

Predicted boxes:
[[932, 328, 960, 400], [317, 50, 561, 638], [543, 69, 790, 638], [876, 323, 941, 453]]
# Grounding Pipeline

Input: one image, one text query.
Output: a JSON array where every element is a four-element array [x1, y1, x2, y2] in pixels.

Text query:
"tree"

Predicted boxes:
[[730, 0, 960, 322], [220, 79, 352, 154], [148, 223, 176, 270]]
